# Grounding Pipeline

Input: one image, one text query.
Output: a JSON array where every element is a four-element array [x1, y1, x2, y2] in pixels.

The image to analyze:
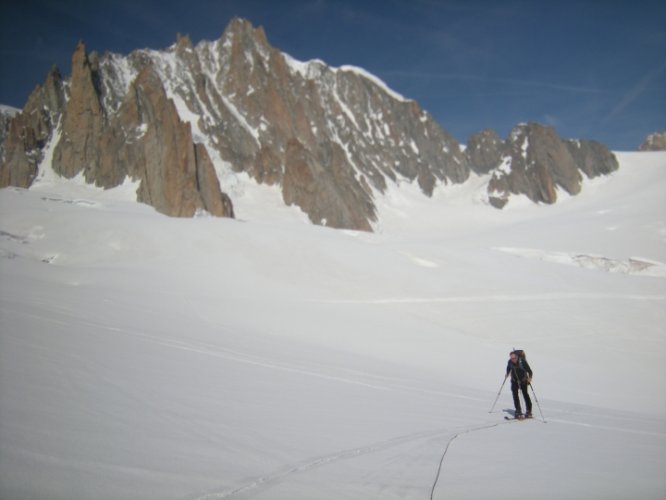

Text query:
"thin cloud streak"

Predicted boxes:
[[379, 70, 612, 95], [602, 62, 666, 123]]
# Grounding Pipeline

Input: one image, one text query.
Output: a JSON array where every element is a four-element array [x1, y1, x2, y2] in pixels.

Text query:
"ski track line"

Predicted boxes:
[[191, 426, 458, 500], [429, 419, 520, 500], [112, 329, 394, 392], [0, 305, 393, 392], [194, 418, 523, 500], [2, 305, 487, 403], [312, 293, 666, 305]]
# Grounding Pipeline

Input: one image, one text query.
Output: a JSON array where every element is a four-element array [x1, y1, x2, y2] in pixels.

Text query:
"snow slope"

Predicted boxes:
[[0, 152, 665, 499]]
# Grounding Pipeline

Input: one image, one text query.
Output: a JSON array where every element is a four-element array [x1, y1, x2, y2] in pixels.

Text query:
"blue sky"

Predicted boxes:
[[1, 0, 664, 150]]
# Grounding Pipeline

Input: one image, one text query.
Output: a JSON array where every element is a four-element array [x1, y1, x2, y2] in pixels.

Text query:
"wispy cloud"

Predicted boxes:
[[379, 70, 611, 95], [602, 62, 666, 123]]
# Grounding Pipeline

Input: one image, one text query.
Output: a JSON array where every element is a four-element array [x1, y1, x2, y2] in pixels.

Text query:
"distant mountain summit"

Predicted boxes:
[[486, 123, 618, 208], [1, 18, 619, 230], [638, 131, 666, 151]]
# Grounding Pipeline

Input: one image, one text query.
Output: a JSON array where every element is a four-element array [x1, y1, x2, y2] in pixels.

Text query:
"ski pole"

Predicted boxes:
[[488, 374, 509, 413], [529, 382, 546, 423]]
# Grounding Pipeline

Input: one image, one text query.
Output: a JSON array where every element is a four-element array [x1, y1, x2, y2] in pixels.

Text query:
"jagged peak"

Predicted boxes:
[[47, 64, 62, 78], [71, 40, 93, 69], [175, 32, 193, 50], [221, 17, 270, 52], [1, 16, 621, 228], [69, 39, 102, 77]]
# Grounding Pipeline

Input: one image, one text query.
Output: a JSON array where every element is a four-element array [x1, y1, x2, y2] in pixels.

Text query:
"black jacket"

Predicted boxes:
[[506, 358, 533, 385]]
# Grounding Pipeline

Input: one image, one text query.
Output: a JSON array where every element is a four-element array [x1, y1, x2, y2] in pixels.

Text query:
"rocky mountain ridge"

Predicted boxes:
[[485, 123, 618, 208], [639, 131, 666, 151], [1, 18, 619, 230], [0, 105, 20, 169]]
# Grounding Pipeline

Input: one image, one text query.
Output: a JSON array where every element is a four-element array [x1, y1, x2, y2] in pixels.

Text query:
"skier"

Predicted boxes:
[[506, 350, 533, 419]]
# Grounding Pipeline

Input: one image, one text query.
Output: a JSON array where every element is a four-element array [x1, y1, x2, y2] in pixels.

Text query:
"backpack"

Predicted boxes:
[[512, 349, 527, 370]]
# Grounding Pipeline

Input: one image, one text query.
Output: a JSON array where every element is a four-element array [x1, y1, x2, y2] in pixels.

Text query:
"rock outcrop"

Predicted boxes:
[[0, 105, 20, 165], [99, 65, 234, 217], [1, 18, 620, 227], [1, 43, 233, 218], [52, 42, 106, 180], [466, 123, 619, 208], [135, 18, 468, 229], [465, 129, 505, 175], [2, 19, 470, 228], [638, 131, 666, 151], [565, 138, 619, 179], [0, 67, 65, 188]]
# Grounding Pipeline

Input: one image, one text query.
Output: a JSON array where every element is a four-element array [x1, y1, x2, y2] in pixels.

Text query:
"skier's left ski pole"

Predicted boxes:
[[488, 374, 508, 413], [529, 382, 546, 423]]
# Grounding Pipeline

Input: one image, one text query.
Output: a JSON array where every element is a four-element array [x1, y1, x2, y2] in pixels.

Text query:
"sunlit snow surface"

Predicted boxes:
[[1, 152, 665, 499]]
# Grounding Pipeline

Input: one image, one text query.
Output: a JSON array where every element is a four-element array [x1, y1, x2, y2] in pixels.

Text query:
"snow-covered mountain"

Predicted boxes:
[[1, 18, 618, 230], [1, 16, 663, 500], [1, 150, 664, 499]]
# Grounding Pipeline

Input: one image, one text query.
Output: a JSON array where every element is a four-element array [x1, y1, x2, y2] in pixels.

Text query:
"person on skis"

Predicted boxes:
[[506, 350, 533, 419]]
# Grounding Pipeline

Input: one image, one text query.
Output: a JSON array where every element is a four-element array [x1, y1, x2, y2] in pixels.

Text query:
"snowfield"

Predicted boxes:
[[1, 152, 665, 499]]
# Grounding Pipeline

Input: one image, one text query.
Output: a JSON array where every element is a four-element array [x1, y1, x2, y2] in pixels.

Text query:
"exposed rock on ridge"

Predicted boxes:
[[102, 65, 234, 217], [466, 129, 505, 175], [1, 67, 65, 187], [53, 42, 105, 180], [138, 18, 469, 229], [1, 18, 620, 228], [2, 19, 470, 229], [638, 131, 666, 151], [466, 123, 619, 208], [0, 105, 20, 165], [1, 43, 233, 218]]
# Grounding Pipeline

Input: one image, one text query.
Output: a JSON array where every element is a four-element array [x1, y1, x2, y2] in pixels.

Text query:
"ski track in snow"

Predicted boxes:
[[192, 429, 441, 499], [192, 408, 662, 500], [192, 421, 516, 500], [3, 302, 489, 403], [1, 305, 392, 393], [428, 420, 518, 500], [1, 152, 665, 499]]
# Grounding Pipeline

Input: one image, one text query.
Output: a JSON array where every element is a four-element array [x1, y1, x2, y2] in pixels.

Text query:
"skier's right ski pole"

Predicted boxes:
[[529, 382, 546, 423], [488, 374, 508, 413]]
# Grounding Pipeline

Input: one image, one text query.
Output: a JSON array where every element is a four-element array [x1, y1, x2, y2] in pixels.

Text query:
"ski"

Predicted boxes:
[[504, 415, 533, 421]]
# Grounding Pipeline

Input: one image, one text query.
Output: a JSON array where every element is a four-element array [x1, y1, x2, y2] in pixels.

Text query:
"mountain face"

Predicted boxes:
[[1, 44, 232, 219], [639, 132, 666, 151], [1, 69, 64, 188], [0, 105, 20, 165], [485, 123, 618, 208], [1, 18, 619, 230]]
